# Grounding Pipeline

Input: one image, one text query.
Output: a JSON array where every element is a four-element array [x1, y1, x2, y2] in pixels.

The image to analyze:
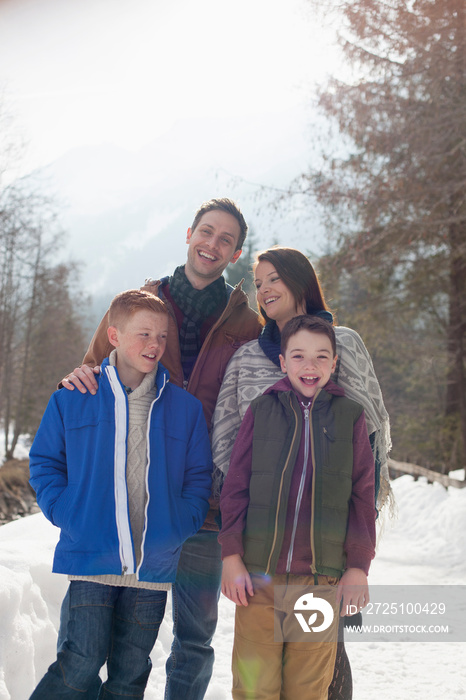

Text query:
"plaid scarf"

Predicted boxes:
[[169, 266, 227, 380]]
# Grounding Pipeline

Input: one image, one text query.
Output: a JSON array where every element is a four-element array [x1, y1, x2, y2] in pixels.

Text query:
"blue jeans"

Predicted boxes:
[[165, 530, 223, 700], [31, 581, 167, 699], [57, 586, 103, 699]]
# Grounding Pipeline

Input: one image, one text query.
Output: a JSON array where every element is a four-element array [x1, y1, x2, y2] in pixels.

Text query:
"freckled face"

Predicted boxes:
[[254, 260, 306, 330], [279, 330, 337, 398], [108, 310, 168, 389], [185, 210, 242, 288]]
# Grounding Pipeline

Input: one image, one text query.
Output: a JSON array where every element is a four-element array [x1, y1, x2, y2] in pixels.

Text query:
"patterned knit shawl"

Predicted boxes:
[[331, 327, 392, 510], [213, 322, 392, 511], [169, 265, 227, 380]]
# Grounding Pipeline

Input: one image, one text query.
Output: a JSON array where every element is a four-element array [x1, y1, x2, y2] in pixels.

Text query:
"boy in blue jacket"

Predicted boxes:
[[29, 289, 212, 699]]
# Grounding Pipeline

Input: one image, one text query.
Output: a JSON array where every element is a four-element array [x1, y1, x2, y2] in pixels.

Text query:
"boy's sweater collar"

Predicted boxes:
[[108, 348, 158, 398], [101, 353, 169, 397]]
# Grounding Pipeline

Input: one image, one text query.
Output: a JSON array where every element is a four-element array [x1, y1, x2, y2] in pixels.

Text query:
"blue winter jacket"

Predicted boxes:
[[29, 359, 212, 583]]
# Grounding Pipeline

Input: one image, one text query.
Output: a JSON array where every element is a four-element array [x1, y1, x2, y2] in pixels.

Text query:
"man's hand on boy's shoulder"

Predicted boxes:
[[61, 365, 100, 394], [336, 567, 369, 617], [221, 554, 254, 607]]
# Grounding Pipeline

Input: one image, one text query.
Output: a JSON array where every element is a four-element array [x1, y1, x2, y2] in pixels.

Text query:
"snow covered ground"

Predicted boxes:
[[0, 472, 465, 699]]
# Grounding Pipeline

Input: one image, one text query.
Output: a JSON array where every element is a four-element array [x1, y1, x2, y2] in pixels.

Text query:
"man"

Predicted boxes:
[[62, 198, 261, 700]]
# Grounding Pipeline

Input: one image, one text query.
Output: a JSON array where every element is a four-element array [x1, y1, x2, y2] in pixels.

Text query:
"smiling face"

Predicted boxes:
[[107, 309, 169, 390], [185, 209, 242, 289], [279, 329, 337, 399], [254, 260, 306, 330]]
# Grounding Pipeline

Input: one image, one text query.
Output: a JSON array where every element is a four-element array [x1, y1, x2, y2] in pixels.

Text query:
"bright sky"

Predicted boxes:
[[0, 0, 342, 175]]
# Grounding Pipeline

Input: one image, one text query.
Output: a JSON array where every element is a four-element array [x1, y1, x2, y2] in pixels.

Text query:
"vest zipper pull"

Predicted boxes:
[[286, 400, 311, 573]]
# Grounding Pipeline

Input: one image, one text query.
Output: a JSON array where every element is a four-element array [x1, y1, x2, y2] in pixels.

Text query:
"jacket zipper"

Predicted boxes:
[[136, 373, 168, 579], [106, 366, 135, 576], [285, 400, 311, 572], [309, 389, 321, 575], [265, 395, 299, 575]]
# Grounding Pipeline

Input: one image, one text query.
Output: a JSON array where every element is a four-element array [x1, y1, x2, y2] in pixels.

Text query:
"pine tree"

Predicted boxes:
[[298, 0, 466, 470]]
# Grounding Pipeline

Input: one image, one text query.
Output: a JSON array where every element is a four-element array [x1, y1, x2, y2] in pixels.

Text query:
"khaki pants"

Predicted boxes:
[[232, 574, 339, 700]]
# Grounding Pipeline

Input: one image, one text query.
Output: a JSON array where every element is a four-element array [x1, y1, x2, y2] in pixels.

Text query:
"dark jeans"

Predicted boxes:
[[57, 585, 102, 699], [165, 530, 223, 700], [31, 581, 167, 699]]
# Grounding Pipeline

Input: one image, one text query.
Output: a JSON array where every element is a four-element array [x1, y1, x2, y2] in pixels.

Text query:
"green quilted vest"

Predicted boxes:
[[243, 388, 362, 578]]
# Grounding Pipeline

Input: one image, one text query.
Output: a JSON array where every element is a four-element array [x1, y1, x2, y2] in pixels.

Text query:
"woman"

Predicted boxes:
[[211, 246, 391, 700]]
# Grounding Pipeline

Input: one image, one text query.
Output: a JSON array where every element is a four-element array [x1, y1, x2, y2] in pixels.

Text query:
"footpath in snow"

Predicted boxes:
[[0, 472, 465, 699]]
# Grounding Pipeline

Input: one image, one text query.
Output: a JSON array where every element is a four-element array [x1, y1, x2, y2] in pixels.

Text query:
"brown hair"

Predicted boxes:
[[190, 198, 248, 251], [253, 246, 330, 325], [280, 315, 337, 357], [108, 289, 168, 329]]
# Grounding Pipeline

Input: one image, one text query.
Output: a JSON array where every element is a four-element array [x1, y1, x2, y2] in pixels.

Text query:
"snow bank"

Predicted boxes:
[[0, 475, 465, 699]]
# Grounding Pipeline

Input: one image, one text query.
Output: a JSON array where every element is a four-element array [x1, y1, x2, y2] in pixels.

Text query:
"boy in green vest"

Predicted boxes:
[[219, 315, 376, 700]]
